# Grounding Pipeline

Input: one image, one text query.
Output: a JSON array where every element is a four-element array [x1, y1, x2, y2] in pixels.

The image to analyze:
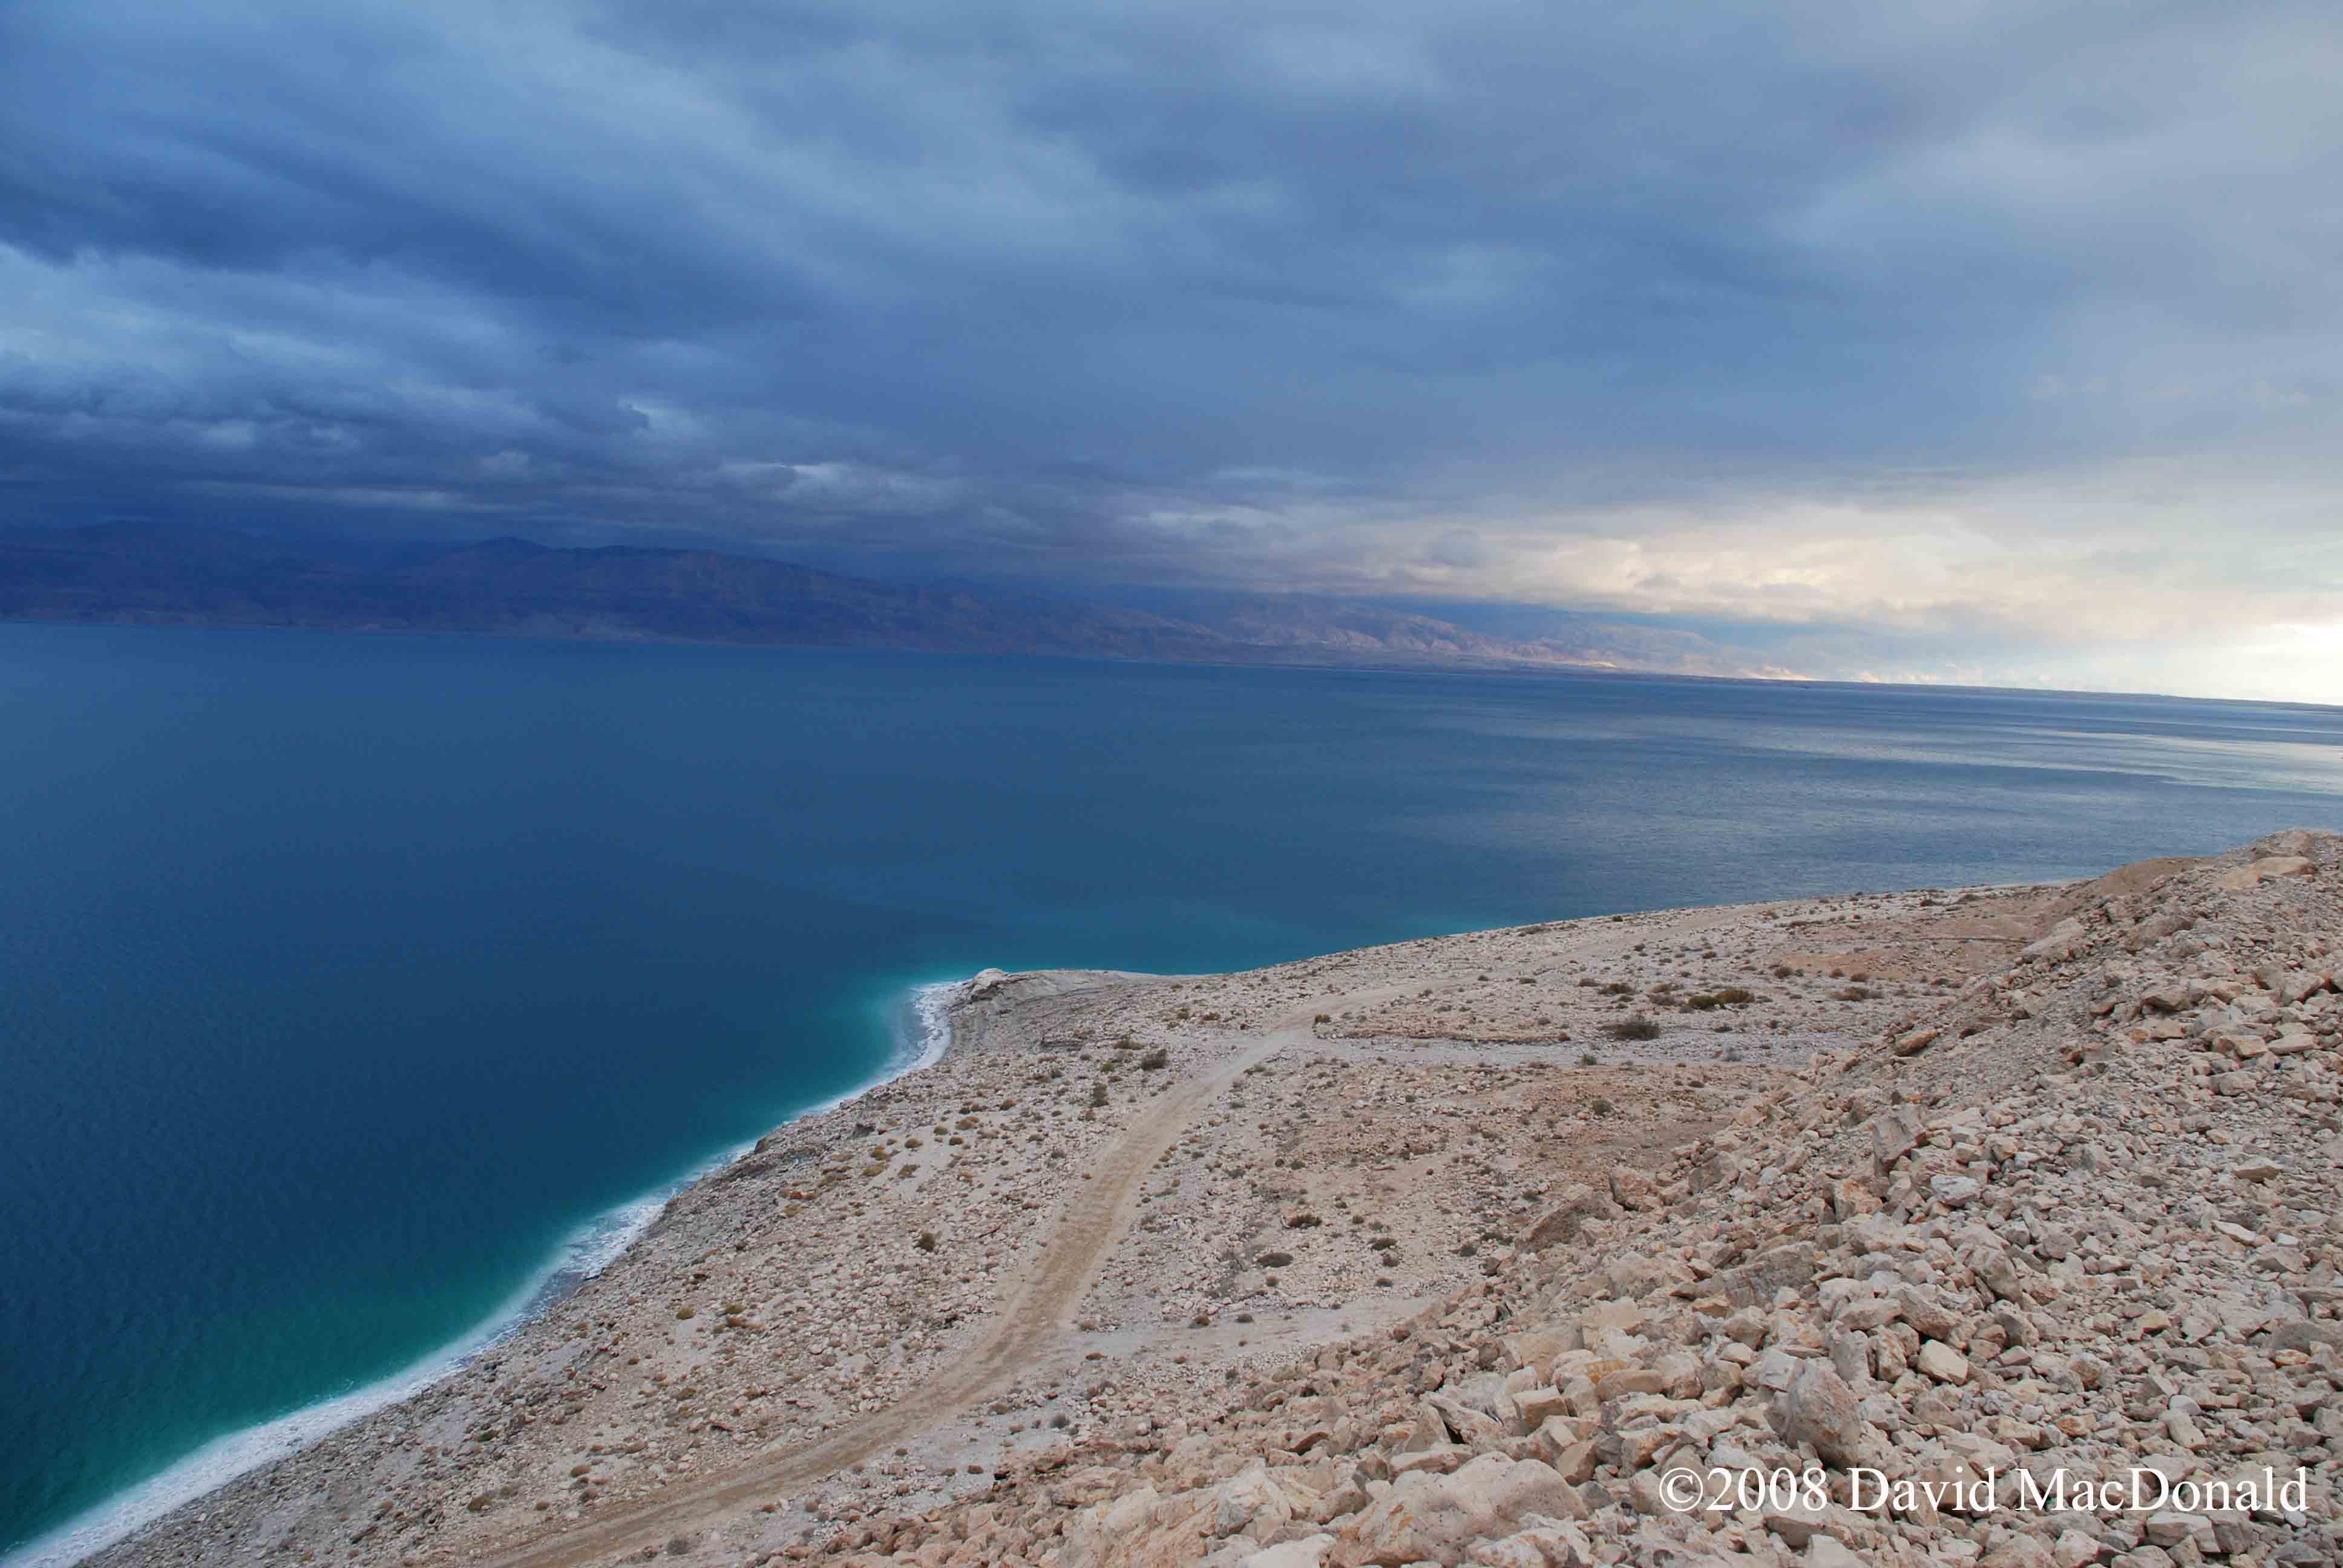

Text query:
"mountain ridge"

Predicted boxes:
[[0, 523, 1798, 681]]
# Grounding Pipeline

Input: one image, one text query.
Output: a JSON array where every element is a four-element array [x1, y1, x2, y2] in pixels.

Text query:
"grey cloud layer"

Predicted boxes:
[[3, 0, 2339, 691]]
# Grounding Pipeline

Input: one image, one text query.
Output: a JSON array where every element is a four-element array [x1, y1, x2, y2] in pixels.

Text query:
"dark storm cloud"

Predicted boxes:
[[2, 0, 2339, 691]]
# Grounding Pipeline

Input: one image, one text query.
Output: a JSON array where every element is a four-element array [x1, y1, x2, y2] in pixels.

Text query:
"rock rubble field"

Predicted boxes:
[[94, 832, 2342, 1568]]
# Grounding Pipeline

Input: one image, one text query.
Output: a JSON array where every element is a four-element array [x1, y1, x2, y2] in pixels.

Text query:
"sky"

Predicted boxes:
[[2, 0, 2339, 699]]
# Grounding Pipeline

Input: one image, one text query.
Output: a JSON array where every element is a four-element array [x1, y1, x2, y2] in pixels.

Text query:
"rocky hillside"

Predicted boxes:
[[798, 831, 2342, 1568], [0, 524, 1783, 678]]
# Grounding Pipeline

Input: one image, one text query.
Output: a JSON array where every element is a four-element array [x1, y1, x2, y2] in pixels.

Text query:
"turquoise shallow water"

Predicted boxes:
[[4, 624, 2341, 1560]]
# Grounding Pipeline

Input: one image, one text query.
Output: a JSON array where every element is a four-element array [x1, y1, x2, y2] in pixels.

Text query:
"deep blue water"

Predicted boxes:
[[4, 624, 2341, 1561]]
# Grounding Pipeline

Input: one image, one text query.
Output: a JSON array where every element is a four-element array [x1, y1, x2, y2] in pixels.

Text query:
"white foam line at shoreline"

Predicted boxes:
[[5, 978, 968, 1568]]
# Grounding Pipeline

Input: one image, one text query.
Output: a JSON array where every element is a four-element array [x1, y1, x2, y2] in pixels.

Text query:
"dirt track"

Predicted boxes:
[[464, 1027, 1299, 1567]]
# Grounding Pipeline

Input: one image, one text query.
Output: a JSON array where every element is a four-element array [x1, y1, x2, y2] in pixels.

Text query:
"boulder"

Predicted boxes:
[[1867, 1109, 1922, 1173], [1706, 1242, 1817, 1308], [1329, 1455, 1573, 1567], [1516, 1185, 1618, 1250], [1211, 1460, 1297, 1540], [1916, 1341, 1971, 1385], [2215, 855, 2314, 890], [1776, 1360, 1866, 1466]]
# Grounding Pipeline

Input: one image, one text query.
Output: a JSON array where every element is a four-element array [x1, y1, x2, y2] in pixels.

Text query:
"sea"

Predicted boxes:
[[4, 622, 2340, 1563]]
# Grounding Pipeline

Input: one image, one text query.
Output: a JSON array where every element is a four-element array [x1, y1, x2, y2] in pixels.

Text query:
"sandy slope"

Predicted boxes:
[[471, 1028, 1300, 1568]]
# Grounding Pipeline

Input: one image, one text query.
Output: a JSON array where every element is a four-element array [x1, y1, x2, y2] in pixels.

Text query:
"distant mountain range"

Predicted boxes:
[[0, 523, 1797, 680]]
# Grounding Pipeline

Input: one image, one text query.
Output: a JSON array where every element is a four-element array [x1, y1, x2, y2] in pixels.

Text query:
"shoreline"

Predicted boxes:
[[69, 871, 2091, 1568], [7, 979, 972, 1568]]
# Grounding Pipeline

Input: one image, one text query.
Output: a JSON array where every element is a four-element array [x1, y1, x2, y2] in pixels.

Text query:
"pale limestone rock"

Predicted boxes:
[[1607, 1166, 1654, 1210], [2142, 1510, 2217, 1552], [1930, 1174, 1981, 1206], [2051, 1529, 2102, 1568], [1426, 1393, 1505, 1450], [1511, 1387, 1569, 1429], [1329, 1455, 1573, 1568], [1503, 1520, 1594, 1567], [1389, 1444, 1472, 1477], [2022, 918, 2092, 964], [1777, 1361, 1866, 1466], [1212, 1459, 1296, 1540], [1240, 1536, 1334, 1568], [2215, 855, 2313, 890], [1916, 1340, 1971, 1385], [1501, 1327, 1574, 1379], [1526, 1425, 1596, 1485], [1826, 1327, 1870, 1387], [1805, 1539, 1863, 1568], [1868, 1108, 1922, 1172], [1516, 1184, 1617, 1250], [1981, 1534, 2055, 1568]]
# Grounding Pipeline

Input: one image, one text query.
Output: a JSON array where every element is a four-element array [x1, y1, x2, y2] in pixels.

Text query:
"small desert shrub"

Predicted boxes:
[[1577, 1050, 1598, 1067], [914, 1230, 937, 1252], [1685, 994, 1722, 1011], [1715, 986, 1755, 1004], [1314, 1013, 1331, 1024], [1139, 1047, 1169, 1070], [1590, 1096, 1613, 1116], [1605, 1016, 1662, 1041], [1835, 985, 1872, 1002], [1598, 981, 1633, 996], [1770, 963, 1796, 978]]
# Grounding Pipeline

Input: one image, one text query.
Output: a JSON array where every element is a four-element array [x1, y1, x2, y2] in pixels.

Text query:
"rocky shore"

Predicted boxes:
[[88, 834, 2342, 1568]]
